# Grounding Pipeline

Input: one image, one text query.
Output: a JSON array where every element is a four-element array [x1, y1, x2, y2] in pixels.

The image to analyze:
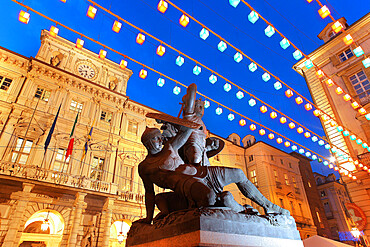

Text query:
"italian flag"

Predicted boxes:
[[65, 113, 79, 160]]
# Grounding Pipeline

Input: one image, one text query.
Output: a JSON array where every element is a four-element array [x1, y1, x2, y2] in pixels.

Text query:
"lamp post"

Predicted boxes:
[[41, 211, 50, 231]]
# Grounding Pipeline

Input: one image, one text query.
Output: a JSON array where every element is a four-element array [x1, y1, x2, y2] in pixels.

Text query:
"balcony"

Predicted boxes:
[[0, 161, 118, 195], [294, 215, 312, 227], [117, 190, 145, 204]]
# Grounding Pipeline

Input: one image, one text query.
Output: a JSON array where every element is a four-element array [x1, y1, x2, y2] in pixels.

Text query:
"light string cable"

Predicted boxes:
[[9, 1, 355, 176], [80, 0, 357, 168]]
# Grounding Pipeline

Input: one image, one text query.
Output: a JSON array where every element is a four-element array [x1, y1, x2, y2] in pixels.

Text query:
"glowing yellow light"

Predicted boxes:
[[268, 133, 275, 139], [316, 70, 325, 78], [180, 14, 189, 27], [18, 10, 30, 24], [49, 26, 59, 37], [295, 97, 303, 105], [351, 102, 360, 109], [289, 122, 295, 129], [285, 89, 293, 98], [284, 141, 290, 147], [76, 38, 84, 49], [334, 167, 339, 171], [120, 60, 128, 69], [304, 103, 312, 111], [249, 124, 256, 131], [87, 5, 97, 19], [343, 94, 351, 101], [297, 127, 304, 134], [277, 138, 283, 144], [280, 117, 287, 124], [329, 164, 334, 169], [332, 21, 343, 33], [60, 0, 66, 2], [112, 20, 122, 33], [304, 132, 311, 138], [99, 49, 107, 59], [157, 0, 168, 13], [329, 120, 337, 127], [139, 69, 147, 79], [239, 119, 246, 126], [313, 109, 321, 117], [322, 114, 330, 122], [318, 5, 330, 19], [270, 112, 277, 119], [156, 45, 166, 56], [358, 108, 366, 115], [260, 106, 267, 113], [259, 129, 266, 136], [326, 79, 334, 87], [343, 34, 353, 45], [136, 33, 146, 45], [335, 87, 343, 95]]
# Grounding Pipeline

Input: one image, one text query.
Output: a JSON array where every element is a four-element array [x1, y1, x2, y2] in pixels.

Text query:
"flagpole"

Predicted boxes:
[[48, 142, 57, 170]]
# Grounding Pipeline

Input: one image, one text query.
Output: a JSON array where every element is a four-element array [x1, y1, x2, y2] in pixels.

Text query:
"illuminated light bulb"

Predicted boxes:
[[304, 103, 312, 111], [291, 145, 298, 151], [366, 113, 370, 120], [321, 115, 330, 122], [285, 89, 293, 98], [295, 97, 303, 105], [99, 49, 107, 59], [350, 135, 356, 141], [311, 136, 318, 142], [318, 5, 330, 19], [298, 148, 304, 154], [280, 117, 287, 124], [332, 21, 343, 33], [352, 176, 357, 180], [176, 56, 184, 66], [324, 144, 331, 150], [359, 163, 364, 168], [289, 122, 295, 129], [259, 129, 266, 135], [362, 58, 370, 68], [307, 0, 313, 3], [49, 26, 59, 37], [343, 94, 351, 101], [248, 99, 256, 107], [358, 108, 367, 115], [60, 0, 66, 2], [157, 78, 165, 87], [139, 69, 147, 79], [248, 62, 257, 72], [325, 79, 334, 87], [331, 147, 337, 153], [223, 83, 232, 92], [215, 107, 223, 115], [351, 102, 360, 109], [316, 69, 325, 78], [312, 155, 317, 160], [117, 232, 125, 244], [218, 41, 227, 52], [356, 139, 363, 145], [343, 34, 353, 45], [268, 133, 275, 139], [364, 166, 368, 170], [354, 160, 359, 165], [284, 141, 290, 147], [229, 0, 240, 7], [318, 140, 325, 146], [297, 127, 304, 134], [264, 25, 275, 38], [329, 164, 334, 169], [193, 65, 201, 75], [120, 60, 128, 69], [293, 50, 302, 60], [335, 87, 343, 95], [156, 45, 166, 56], [136, 33, 146, 45], [305, 152, 311, 157], [276, 138, 283, 144], [270, 112, 277, 119], [173, 86, 181, 95], [362, 143, 368, 148], [199, 28, 209, 40], [329, 120, 337, 127], [236, 91, 244, 99], [262, 72, 271, 82], [274, 82, 282, 90], [228, 113, 235, 121], [334, 167, 339, 171], [87, 5, 97, 19], [280, 38, 290, 50], [323, 161, 329, 166], [248, 11, 259, 24], [343, 170, 349, 175], [41, 219, 49, 231], [260, 106, 267, 113], [179, 14, 190, 27], [249, 124, 256, 131], [157, 0, 168, 13], [313, 109, 321, 117], [112, 20, 122, 33], [204, 100, 210, 108], [75, 38, 84, 49], [304, 60, 314, 69], [209, 74, 217, 84], [353, 46, 364, 57], [234, 52, 243, 63], [304, 132, 311, 138]]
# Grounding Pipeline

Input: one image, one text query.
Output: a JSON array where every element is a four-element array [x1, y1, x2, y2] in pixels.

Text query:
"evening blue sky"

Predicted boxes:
[[1, 0, 369, 175]]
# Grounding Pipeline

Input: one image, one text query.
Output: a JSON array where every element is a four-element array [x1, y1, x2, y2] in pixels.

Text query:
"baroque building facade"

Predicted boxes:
[[294, 12, 370, 243]]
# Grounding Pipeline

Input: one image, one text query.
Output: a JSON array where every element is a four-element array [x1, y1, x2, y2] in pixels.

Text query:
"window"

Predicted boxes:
[[290, 201, 295, 215], [338, 48, 354, 62], [127, 120, 138, 135], [323, 202, 331, 214], [284, 174, 289, 185], [279, 198, 284, 208], [280, 159, 284, 165], [53, 148, 70, 173], [70, 100, 83, 113], [270, 155, 274, 161], [274, 170, 278, 182], [246, 140, 252, 147], [250, 170, 257, 186], [316, 210, 322, 223], [299, 203, 304, 216], [34, 87, 51, 102], [349, 70, 370, 100], [292, 177, 297, 188], [121, 165, 133, 191], [90, 157, 104, 180], [100, 110, 112, 123], [320, 190, 326, 197], [0, 76, 12, 91], [289, 162, 292, 168], [308, 181, 312, 187], [249, 155, 254, 162], [11, 138, 33, 165]]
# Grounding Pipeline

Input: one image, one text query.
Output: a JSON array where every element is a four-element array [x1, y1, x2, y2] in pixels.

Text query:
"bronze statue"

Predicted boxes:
[[137, 85, 289, 224]]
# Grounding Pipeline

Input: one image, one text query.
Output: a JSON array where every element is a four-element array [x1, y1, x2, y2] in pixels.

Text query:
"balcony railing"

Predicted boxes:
[[117, 190, 145, 204], [0, 161, 117, 194], [293, 215, 312, 227]]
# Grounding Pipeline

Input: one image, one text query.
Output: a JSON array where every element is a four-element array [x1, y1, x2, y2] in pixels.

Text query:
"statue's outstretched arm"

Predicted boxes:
[[182, 83, 197, 115], [171, 126, 193, 150]]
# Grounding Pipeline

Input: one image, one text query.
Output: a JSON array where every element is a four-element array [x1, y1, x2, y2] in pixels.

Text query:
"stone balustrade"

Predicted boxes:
[[117, 190, 145, 204]]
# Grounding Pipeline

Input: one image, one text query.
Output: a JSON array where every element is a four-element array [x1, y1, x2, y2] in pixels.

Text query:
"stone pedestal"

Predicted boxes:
[[126, 208, 304, 247]]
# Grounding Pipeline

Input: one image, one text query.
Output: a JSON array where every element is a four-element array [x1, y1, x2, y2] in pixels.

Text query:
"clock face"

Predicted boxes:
[[77, 64, 95, 79]]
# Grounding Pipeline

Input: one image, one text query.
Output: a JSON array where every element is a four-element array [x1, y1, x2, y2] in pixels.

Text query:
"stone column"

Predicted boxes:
[[97, 197, 114, 247], [2, 183, 35, 247], [67, 192, 87, 247]]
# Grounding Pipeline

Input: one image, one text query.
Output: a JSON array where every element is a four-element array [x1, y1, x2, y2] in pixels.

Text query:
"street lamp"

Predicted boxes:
[[41, 211, 50, 231], [351, 227, 361, 239], [117, 220, 126, 244]]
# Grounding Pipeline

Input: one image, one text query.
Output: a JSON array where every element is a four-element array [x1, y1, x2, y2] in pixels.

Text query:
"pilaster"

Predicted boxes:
[[97, 197, 114, 247], [66, 192, 87, 247]]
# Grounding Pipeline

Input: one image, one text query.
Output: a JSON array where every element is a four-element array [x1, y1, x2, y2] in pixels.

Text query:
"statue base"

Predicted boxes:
[[126, 207, 303, 247]]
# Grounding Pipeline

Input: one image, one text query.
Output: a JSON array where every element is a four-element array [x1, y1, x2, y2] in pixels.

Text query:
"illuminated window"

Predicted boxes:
[[34, 87, 51, 102], [90, 157, 104, 180], [53, 148, 70, 173], [308, 181, 312, 187], [127, 120, 138, 135], [0, 76, 13, 91], [274, 170, 278, 182], [284, 174, 289, 185], [349, 70, 370, 100], [250, 169, 257, 186], [70, 100, 83, 113], [121, 165, 133, 191], [100, 110, 112, 123], [338, 48, 354, 62], [11, 138, 33, 165], [320, 190, 326, 197], [316, 210, 322, 223], [292, 177, 297, 188]]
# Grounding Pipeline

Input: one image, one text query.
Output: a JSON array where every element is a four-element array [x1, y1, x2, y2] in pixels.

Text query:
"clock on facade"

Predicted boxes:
[[77, 64, 96, 79]]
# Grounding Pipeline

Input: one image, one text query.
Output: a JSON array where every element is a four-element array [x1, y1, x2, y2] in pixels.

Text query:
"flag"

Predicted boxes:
[[65, 112, 79, 160], [44, 104, 61, 153], [81, 120, 95, 161]]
